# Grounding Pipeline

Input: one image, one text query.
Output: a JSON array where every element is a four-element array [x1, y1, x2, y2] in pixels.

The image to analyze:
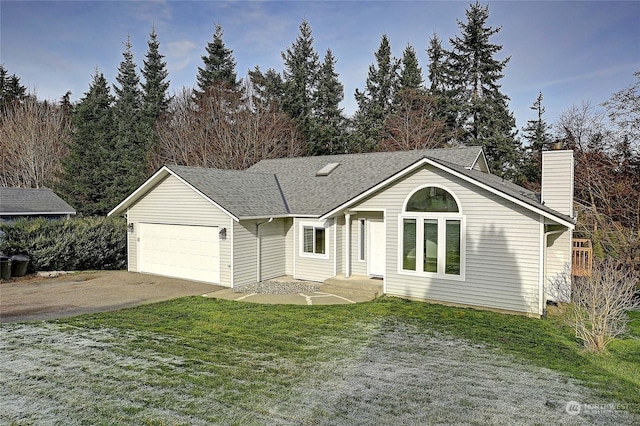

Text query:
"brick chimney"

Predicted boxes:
[[541, 150, 574, 217]]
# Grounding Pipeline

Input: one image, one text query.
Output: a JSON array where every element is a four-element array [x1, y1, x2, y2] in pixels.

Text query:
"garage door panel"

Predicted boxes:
[[139, 223, 220, 284]]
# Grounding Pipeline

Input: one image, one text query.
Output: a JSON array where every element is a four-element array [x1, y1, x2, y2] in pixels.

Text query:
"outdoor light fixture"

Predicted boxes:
[[219, 227, 227, 240], [127, 223, 135, 233]]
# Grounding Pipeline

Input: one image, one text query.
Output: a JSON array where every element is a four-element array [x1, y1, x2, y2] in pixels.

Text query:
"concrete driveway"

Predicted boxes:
[[0, 271, 224, 323]]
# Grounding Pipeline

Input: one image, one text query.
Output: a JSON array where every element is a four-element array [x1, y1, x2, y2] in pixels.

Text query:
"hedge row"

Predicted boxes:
[[0, 216, 127, 272]]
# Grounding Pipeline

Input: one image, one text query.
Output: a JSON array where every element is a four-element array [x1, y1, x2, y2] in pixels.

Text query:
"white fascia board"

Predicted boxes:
[[471, 149, 491, 173], [165, 169, 240, 222], [107, 166, 239, 222], [432, 160, 575, 229], [320, 158, 574, 229], [320, 159, 429, 220], [108, 166, 171, 217]]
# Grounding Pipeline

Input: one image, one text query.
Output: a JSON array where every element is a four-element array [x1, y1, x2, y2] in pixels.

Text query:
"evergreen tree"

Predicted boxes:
[[521, 92, 552, 184], [141, 25, 171, 123], [352, 34, 400, 152], [310, 49, 347, 155], [112, 36, 146, 203], [248, 66, 284, 110], [448, 1, 519, 177], [427, 34, 457, 138], [281, 19, 319, 143], [0, 65, 27, 112], [195, 24, 238, 99], [59, 71, 115, 216], [398, 44, 423, 91], [140, 25, 171, 174]]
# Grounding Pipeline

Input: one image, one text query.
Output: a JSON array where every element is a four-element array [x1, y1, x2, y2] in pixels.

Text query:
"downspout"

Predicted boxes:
[[345, 213, 351, 278], [542, 228, 565, 316], [256, 218, 274, 283]]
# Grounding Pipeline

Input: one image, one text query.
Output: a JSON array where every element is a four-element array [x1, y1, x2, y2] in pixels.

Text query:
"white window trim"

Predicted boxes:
[[398, 184, 466, 281], [358, 218, 366, 262], [298, 219, 330, 259]]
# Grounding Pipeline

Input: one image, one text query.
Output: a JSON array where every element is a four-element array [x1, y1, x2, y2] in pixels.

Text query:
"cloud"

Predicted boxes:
[[165, 40, 199, 72], [531, 63, 639, 91], [131, 0, 172, 28]]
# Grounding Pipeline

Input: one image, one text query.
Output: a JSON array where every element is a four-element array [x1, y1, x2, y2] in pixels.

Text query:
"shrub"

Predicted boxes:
[[0, 216, 127, 272], [549, 260, 640, 352]]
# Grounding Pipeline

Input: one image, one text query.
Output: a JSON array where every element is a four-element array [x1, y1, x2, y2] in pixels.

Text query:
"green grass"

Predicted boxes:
[[61, 296, 640, 411]]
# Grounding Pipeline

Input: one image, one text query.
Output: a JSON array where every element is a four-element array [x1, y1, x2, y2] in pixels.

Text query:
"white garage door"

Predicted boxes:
[[139, 223, 220, 284]]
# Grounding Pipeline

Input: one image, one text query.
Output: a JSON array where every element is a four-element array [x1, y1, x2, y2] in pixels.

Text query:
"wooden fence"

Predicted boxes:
[[572, 238, 593, 276]]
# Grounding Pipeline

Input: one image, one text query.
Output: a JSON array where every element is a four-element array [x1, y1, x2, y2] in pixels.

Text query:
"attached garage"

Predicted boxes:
[[139, 223, 220, 284]]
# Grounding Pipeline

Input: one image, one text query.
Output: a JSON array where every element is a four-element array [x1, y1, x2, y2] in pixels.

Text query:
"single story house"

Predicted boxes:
[[0, 188, 76, 222], [109, 147, 575, 316]]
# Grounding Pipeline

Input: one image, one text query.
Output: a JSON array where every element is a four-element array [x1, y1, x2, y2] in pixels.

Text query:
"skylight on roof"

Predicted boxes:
[[316, 162, 340, 176]]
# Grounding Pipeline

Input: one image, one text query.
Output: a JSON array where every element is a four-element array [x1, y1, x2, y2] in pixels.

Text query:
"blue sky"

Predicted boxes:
[[2, 1, 638, 132]]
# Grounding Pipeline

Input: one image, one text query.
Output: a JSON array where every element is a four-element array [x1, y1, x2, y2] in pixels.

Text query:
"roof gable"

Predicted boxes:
[[0, 188, 76, 215]]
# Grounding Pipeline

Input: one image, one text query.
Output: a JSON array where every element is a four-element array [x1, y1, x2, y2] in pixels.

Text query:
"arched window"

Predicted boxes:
[[400, 186, 464, 278], [406, 187, 459, 213]]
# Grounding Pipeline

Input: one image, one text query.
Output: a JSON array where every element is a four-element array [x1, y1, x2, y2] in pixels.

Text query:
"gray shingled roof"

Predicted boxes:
[[247, 147, 484, 216], [0, 188, 76, 215], [162, 146, 571, 225], [167, 165, 289, 218]]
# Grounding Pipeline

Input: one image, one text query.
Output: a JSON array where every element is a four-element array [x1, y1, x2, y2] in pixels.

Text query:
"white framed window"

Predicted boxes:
[[399, 185, 465, 279], [299, 220, 330, 259], [358, 219, 366, 261]]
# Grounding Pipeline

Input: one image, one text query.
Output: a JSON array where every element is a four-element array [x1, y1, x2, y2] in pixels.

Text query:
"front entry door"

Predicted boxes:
[[368, 219, 385, 277]]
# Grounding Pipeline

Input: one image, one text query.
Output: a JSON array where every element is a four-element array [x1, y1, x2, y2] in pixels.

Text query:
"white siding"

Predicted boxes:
[[542, 150, 574, 217], [354, 166, 542, 314], [127, 175, 233, 287], [233, 221, 257, 286], [259, 219, 287, 281], [545, 227, 572, 302], [293, 218, 334, 282], [284, 218, 294, 275], [335, 216, 344, 275]]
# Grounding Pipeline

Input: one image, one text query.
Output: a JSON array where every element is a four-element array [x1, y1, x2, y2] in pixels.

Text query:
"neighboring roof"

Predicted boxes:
[[108, 146, 573, 227], [0, 188, 76, 216], [247, 147, 485, 216]]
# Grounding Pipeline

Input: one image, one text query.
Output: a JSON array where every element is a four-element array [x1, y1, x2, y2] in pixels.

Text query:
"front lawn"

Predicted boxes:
[[1, 297, 638, 425]]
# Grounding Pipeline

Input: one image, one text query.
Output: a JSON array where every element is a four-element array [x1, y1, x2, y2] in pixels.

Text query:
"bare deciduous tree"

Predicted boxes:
[[0, 98, 70, 188], [378, 89, 451, 152], [151, 84, 304, 172], [549, 261, 640, 352], [557, 99, 640, 269]]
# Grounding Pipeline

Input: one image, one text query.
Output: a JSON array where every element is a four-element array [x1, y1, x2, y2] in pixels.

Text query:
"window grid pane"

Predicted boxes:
[[359, 220, 366, 261], [303, 227, 314, 253], [424, 219, 438, 273], [403, 219, 416, 271], [445, 220, 461, 275], [314, 228, 326, 254]]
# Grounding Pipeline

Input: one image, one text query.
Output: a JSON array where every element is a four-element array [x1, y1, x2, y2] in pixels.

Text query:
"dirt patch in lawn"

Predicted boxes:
[[1, 321, 636, 425], [0, 271, 223, 322]]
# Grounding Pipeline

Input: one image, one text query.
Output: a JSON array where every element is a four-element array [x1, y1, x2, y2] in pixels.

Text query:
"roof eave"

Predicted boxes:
[[237, 214, 319, 221]]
